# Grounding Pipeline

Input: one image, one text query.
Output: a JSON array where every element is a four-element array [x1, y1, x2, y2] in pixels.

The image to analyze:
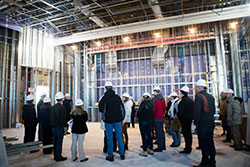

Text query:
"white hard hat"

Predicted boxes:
[[181, 86, 189, 93], [43, 97, 51, 103], [221, 89, 227, 93], [65, 93, 70, 97], [105, 82, 113, 87], [40, 92, 46, 97], [143, 92, 151, 97], [226, 89, 234, 94], [129, 96, 133, 100], [75, 99, 84, 106], [122, 93, 130, 98], [153, 86, 161, 91], [26, 94, 34, 101], [55, 92, 64, 100], [169, 92, 178, 97], [195, 79, 207, 87]]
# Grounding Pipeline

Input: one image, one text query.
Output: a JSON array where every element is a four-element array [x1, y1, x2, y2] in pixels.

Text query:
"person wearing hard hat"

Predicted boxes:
[[63, 93, 73, 135], [50, 92, 67, 162], [122, 92, 133, 150], [152, 86, 166, 152], [137, 92, 154, 157], [70, 99, 89, 162], [177, 86, 194, 154], [37, 92, 46, 141], [98, 82, 125, 162], [226, 89, 243, 151], [193, 79, 216, 167], [39, 97, 53, 154], [218, 89, 231, 142], [167, 92, 181, 148], [22, 94, 38, 144]]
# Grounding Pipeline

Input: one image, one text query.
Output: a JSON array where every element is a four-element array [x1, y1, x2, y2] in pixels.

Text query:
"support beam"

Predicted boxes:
[[54, 4, 250, 45]]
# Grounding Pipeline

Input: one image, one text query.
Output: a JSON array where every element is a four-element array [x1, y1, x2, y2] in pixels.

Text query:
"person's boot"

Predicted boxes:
[[139, 151, 148, 157], [147, 148, 154, 155], [106, 156, 114, 162]]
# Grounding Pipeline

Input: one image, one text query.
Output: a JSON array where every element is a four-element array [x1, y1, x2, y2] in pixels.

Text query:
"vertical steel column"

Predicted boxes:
[[9, 30, 16, 128], [16, 29, 23, 124], [61, 49, 65, 93], [4, 45, 9, 128], [51, 70, 56, 105], [230, 31, 243, 97], [56, 71, 60, 92], [47, 70, 50, 96], [69, 63, 71, 95], [83, 43, 88, 112], [1, 26, 8, 129]]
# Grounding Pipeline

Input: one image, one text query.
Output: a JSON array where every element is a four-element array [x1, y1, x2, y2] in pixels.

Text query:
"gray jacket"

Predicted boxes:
[[227, 97, 242, 126]]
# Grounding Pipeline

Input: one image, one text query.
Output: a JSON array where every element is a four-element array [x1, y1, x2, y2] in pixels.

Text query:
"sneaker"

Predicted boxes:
[[196, 146, 201, 150], [139, 151, 148, 157], [147, 149, 154, 155], [180, 150, 191, 154], [55, 156, 67, 162], [223, 139, 231, 143], [73, 157, 78, 161], [120, 155, 125, 160], [80, 158, 89, 162], [106, 156, 114, 162]]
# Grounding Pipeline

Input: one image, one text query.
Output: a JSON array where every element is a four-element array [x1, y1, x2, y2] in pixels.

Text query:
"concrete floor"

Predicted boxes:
[[2, 123, 250, 167]]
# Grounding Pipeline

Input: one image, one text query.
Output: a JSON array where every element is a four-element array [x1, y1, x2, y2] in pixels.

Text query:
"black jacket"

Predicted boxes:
[[37, 99, 43, 118], [22, 104, 38, 126], [137, 100, 153, 122], [71, 112, 88, 134], [194, 90, 215, 128], [177, 95, 194, 123], [50, 103, 67, 128], [63, 99, 72, 121], [39, 107, 51, 128], [99, 89, 125, 123]]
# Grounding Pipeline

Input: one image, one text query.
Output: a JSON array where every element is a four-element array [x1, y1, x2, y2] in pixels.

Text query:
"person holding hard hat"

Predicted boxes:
[[70, 99, 89, 162], [226, 89, 243, 151], [37, 92, 46, 141], [178, 86, 194, 154], [122, 92, 133, 150], [193, 79, 216, 167], [137, 92, 154, 157], [98, 82, 125, 162], [152, 86, 166, 152], [39, 97, 53, 154], [50, 92, 67, 162], [22, 94, 38, 144]]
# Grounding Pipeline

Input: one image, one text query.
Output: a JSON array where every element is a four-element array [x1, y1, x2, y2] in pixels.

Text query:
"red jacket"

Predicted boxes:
[[152, 94, 166, 119]]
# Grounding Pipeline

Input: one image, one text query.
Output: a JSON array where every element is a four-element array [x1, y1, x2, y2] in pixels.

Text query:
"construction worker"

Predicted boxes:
[[37, 92, 46, 141]]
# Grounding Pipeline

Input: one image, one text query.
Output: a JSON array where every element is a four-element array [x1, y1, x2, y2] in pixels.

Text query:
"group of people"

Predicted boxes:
[[22, 92, 88, 162], [21, 78, 243, 167]]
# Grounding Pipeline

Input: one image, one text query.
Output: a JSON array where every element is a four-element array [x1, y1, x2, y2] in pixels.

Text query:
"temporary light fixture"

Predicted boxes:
[[123, 36, 130, 42], [71, 45, 77, 50], [96, 41, 101, 47], [230, 22, 238, 29], [154, 33, 160, 38], [188, 28, 196, 34]]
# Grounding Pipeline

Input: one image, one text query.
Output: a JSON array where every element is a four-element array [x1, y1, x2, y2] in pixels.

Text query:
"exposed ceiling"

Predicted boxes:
[[0, 0, 246, 37]]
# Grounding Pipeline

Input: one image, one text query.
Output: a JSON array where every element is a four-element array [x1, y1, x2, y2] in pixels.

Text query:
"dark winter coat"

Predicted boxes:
[[227, 96, 243, 126], [98, 89, 125, 123], [137, 100, 153, 122], [194, 90, 215, 129], [63, 99, 72, 121], [71, 112, 88, 134], [177, 95, 194, 123], [22, 103, 38, 126], [37, 99, 43, 118], [50, 103, 67, 128], [39, 106, 51, 128]]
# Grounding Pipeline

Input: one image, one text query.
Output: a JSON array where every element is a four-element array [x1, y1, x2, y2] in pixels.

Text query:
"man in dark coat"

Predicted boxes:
[[63, 93, 73, 134], [99, 82, 125, 162], [178, 86, 194, 154], [37, 92, 46, 141], [22, 94, 38, 143], [193, 79, 216, 167], [50, 92, 67, 162]]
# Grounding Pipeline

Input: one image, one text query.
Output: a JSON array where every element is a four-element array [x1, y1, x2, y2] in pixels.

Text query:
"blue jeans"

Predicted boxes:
[[105, 122, 125, 157], [154, 119, 166, 150], [139, 122, 153, 151], [169, 127, 180, 146], [197, 127, 216, 165], [52, 126, 64, 159]]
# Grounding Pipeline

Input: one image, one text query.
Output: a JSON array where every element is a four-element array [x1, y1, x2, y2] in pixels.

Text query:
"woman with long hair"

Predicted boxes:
[[71, 99, 89, 162]]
